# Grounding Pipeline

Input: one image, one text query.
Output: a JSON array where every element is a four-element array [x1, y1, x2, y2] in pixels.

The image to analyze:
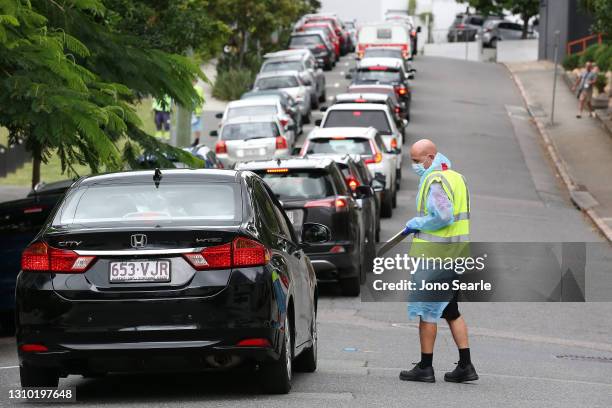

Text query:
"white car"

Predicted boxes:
[[316, 103, 404, 190], [300, 126, 397, 217], [211, 116, 291, 168], [215, 97, 297, 142], [253, 70, 312, 124]]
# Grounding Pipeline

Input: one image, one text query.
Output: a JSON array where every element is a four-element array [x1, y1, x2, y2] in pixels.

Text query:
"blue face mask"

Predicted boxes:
[[411, 162, 426, 177]]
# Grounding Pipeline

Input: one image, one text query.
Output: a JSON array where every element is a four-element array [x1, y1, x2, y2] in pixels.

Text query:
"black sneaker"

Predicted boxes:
[[399, 364, 435, 383], [444, 363, 479, 383]]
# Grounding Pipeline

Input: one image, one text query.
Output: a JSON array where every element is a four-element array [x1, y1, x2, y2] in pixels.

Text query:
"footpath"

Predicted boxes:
[[506, 60, 612, 242]]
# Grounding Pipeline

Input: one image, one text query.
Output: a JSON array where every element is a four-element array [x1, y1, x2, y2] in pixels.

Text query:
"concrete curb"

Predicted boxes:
[[504, 63, 612, 243]]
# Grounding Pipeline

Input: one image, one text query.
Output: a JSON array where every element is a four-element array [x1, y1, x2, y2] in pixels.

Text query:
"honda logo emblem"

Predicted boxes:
[[130, 234, 147, 249]]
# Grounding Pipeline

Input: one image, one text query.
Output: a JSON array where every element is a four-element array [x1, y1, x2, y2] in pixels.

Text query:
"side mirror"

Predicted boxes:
[[319, 106, 328, 112], [417, 26, 422, 33], [301, 223, 331, 244], [408, 73, 415, 79], [287, 124, 297, 132], [372, 175, 385, 192], [215, 112, 223, 119], [314, 119, 322, 126], [355, 185, 374, 198], [410, 68, 417, 73], [209, 130, 218, 137], [345, 73, 352, 79]]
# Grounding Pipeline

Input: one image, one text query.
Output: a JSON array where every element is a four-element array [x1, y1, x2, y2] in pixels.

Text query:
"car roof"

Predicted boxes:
[[223, 115, 279, 125], [227, 98, 278, 108], [263, 56, 303, 64], [358, 58, 403, 69], [364, 46, 403, 53], [264, 49, 312, 59], [241, 90, 289, 100], [307, 126, 377, 138], [348, 84, 395, 91], [76, 169, 240, 186], [291, 31, 326, 40], [325, 103, 388, 111], [306, 154, 360, 165], [236, 157, 335, 171], [256, 70, 300, 79], [335, 93, 389, 102]]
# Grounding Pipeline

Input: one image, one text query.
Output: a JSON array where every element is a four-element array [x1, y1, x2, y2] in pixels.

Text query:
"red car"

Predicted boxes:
[[298, 22, 340, 58]]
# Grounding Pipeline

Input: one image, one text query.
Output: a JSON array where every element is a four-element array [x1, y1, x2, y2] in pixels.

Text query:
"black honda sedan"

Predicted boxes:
[[16, 169, 322, 394]]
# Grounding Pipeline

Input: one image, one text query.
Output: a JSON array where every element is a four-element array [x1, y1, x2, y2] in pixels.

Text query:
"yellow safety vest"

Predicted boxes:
[[409, 169, 470, 259]]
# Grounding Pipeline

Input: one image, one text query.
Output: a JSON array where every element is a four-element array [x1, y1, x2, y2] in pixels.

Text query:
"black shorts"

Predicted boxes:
[[441, 291, 461, 320]]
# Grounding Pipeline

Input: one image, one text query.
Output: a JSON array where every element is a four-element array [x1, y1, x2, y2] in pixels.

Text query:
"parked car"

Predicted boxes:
[[326, 92, 408, 136], [289, 32, 336, 71], [356, 23, 411, 60], [384, 14, 420, 57], [215, 98, 297, 142], [343, 20, 358, 52], [16, 169, 319, 393], [236, 158, 366, 296], [253, 70, 312, 124], [261, 51, 326, 105], [482, 20, 537, 48], [211, 116, 294, 168], [241, 89, 303, 135], [347, 84, 411, 122], [447, 13, 502, 42], [184, 144, 224, 169], [348, 58, 412, 109], [0, 180, 72, 331], [300, 14, 350, 55], [300, 126, 397, 218], [294, 22, 341, 58], [315, 102, 404, 192]]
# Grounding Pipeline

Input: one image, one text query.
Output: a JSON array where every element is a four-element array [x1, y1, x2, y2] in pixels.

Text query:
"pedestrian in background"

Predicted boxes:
[[399, 139, 478, 384], [572, 61, 597, 118], [152, 95, 172, 140], [191, 81, 204, 146]]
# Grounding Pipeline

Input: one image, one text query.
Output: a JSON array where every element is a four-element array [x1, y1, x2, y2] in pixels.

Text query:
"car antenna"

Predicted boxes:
[[153, 168, 162, 188], [277, 158, 282, 166]]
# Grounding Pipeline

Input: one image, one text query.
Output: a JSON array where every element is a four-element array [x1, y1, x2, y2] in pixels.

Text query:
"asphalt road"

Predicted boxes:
[[1, 54, 611, 407]]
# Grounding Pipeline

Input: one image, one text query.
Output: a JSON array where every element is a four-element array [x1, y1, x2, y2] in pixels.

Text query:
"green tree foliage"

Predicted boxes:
[[580, 0, 612, 35], [458, 0, 502, 16], [499, 0, 539, 39], [408, 0, 417, 16], [0, 0, 208, 187]]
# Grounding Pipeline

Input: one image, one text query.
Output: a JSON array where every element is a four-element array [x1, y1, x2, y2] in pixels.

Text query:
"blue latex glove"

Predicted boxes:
[[402, 227, 419, 236]]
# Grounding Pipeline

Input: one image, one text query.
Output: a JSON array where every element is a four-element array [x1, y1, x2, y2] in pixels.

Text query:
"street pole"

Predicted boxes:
[[465, 30, 468, 60], [551, 30, 560, 126]]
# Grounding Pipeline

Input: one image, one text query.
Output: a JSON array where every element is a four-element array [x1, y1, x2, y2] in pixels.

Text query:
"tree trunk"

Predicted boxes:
[[522, 16, 529, 39], [31, 153, 41, 189]]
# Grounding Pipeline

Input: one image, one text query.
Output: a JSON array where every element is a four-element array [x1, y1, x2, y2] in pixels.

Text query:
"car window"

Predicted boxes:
[[56, 183, 241, 227], [306, 137, 374, 156], [323, 110, 392, 134], [258, 170, 335, 200], [255, 76, 299, 90], [262, 61, 304, 72], [376, 28, 392, 39], [354, 68, 401, 84], [364, 49, 403, 59], [221, 122, 279, 141], [469, 16, 484, 26], [330, 165, 349, 195], [374, 134, 387, 151], [252, 180, 282, 235], [227, 105, 278, 119], [289, 35, 324, 47]]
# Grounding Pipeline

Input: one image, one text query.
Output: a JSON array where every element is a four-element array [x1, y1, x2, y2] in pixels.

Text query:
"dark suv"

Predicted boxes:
[[236, 158, 370, 296]]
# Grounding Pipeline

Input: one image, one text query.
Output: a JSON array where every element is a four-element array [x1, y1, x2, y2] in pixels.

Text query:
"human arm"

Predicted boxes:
[[405, 182, 454, 232]]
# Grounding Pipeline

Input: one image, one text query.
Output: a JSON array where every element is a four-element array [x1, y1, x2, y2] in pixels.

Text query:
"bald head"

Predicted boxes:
[[410, 139, 437, 169]]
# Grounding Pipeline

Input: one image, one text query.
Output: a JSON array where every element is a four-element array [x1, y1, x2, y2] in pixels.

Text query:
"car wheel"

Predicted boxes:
[[396, 168, 402, 190], [294, 305, 317, 373], [319, 89, 326, 103], [381, 190, 393, 218], [340, 276, 360, 296], [261, 315, 292, 394], [20, 365, 59, 388]]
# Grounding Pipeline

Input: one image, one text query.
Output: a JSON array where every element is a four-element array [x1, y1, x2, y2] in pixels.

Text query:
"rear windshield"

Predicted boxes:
[[255, 76, 299, 90], [363, 48, 403, 59], [227, 105, 277, 119], [354, 68, 400, 84], [56, 183, 241, 227], [289, 35, 323, 47], [262, 61, 304, 72], [306, 138, 374, 156], [359, 26, 408, 43], [323, 110, 391, 134], [221, 122, 279, 141], [258, 170, 334, 200]]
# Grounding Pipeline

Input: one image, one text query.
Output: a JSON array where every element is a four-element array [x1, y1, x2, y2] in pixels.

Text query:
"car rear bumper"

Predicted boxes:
[[306, 245, 359, 282]]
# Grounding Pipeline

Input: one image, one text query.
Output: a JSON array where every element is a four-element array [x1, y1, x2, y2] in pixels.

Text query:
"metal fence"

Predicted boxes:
[[0, 140, 31, 178]]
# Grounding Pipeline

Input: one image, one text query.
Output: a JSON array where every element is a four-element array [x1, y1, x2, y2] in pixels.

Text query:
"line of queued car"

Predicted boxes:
[[0, 12, 370, 395]]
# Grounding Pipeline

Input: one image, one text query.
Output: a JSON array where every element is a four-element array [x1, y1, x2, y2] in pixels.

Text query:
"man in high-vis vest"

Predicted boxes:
[[399, 139, 478, 384]]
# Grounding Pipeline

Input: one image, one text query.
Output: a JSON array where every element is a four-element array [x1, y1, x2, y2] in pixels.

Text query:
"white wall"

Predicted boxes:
[[496, 39, 539, 63], [423, 41, 482, 61], [319, 0, 384, 23]]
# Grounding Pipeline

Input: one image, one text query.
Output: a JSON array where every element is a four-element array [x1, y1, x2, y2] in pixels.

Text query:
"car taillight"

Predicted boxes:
[[280, 118, 289, 127], [395, 85, 408, 96], [236, 338, 271, 347], [395, 106, 401, 113], [215, 140, 227, 154], [183, 237, 269, 270], [275, 136, 288, 150], [365, 149, 383, 164], [346, 176, 360, 191], [314, 44, 326, 49], [391, 138, 398, 149], [21, 242, 96, 273], [233, 237, 270, 267], [304, 197, 348, 211], [457, 23, 465, 29], [20, 344, 48, 352]]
